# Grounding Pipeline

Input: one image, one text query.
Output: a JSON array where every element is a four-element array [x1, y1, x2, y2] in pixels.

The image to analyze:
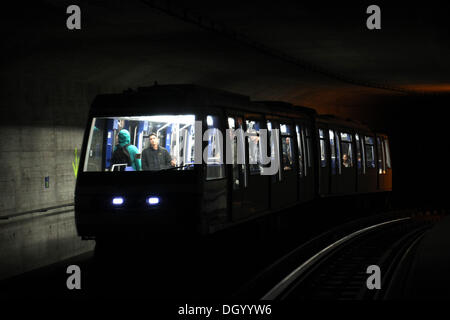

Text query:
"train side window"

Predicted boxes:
[[340, 132, 353, 168], [205, 115, 225, 180], [84, 118, 105, 171], [228, 117, 245, 189], [267, 120, 282, 182], [329, 129, 336, 174], [381, 138, 387, 173], [246, 119, 262, 175], [355, 134, 363, 174], [281, 124, 294, 171], [335, 131, 341, 174], [319, 129, 327, 167], [384, 138, 392, 169], [267, 120, 275, 161], [364, 136, 376, 168], [305, 126, 312, 174], [377, 137, 386, 174], [237, 117, 247, 187], [295, 125, 304, 177]]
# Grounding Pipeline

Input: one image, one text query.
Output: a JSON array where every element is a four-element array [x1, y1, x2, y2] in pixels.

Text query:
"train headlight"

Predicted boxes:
[[147, 196, 160, 205], [112, 197, 124, 205]]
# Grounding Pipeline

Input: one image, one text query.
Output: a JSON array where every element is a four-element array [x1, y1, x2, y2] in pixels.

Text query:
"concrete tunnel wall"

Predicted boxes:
[[0, 76, 118, 280]]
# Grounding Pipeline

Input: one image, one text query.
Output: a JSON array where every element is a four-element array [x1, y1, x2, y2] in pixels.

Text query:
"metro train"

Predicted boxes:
[[75, 84, 392, 239]]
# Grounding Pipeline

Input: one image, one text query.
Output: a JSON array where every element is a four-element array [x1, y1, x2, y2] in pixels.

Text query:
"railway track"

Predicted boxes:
[[264, 217, 431, 300], [235, 213, 435, 300]]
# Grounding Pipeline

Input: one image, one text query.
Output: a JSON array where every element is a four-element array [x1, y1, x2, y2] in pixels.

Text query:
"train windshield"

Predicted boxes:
[[83, 115, 196, 172]]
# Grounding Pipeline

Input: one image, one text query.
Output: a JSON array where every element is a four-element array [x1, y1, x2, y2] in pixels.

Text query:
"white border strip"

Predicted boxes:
[[261, 217, 411, 300]]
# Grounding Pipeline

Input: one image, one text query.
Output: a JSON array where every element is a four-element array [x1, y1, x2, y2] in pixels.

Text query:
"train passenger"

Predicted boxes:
[[111, 129, 142, 171], [342, 153, 351, 168], [248, 129, 261, 172], [142, 133, 176, 171], [282, 137, 293, 170]]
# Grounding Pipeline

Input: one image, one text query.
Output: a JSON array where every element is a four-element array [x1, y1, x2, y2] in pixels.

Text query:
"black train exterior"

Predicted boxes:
[[75, 85, 392, 239]]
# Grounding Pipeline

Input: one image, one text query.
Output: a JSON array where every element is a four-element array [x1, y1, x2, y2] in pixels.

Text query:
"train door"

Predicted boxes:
[[376, 135, 391, 191], [318, 127, 330, 196], [244, 117, 270, 215], [203, 113, 228, 225], [295, 123, 308, 202], [277, 121, 297, 207], [376, 136, 384, 190], [383, 136, 393, 190], [304, 124, 315, 201], [339, 131, 357, 194], [328, 129, 339, 194], [355, 133, 365, 193], [362, 135, 378, 192], [227, 115, 247, 221], [267, 120, 290, 210]]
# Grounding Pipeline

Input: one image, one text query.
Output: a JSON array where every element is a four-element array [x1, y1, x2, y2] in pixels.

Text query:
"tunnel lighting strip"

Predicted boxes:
[[141, 0, 429, 95], [261, 217, 411, 300]]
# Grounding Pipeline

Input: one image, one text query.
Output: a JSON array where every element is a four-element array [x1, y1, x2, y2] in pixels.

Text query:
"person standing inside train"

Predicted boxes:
[[112, 129, 142, 171], [142, 133, 176, 171]]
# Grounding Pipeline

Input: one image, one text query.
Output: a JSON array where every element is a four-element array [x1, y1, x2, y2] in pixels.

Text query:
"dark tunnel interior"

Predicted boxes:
[[1, 0, 450, 307]]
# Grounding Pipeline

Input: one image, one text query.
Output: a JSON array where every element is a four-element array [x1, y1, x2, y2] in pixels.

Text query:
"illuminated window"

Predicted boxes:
[[340, 132, 353, 168], [364, 136, 376, 168], [281, 123, 293, 171], [83, 115, 196, 172], [355, 134, 364, 174], [384, 138, 391, 169], [228, 116, 246, 189], [246, 120, 262, 175], [377, 137, 386, 175], [305, 126, 312, 173], [319, 129, 326, 168], [329, 129, 336, 174], [335, 131, 341, 174], [296, 125, 304, 177], [205, 115, 224, 180]]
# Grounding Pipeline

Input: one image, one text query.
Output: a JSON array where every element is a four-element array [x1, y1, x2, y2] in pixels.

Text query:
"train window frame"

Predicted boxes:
[[280, 123, 294, 172], [267, 120, 283, 182], [364, 136, 376, 169], [376, 136, 386, 175], [295, 124, 305, 177], [305, 125, 312, 173], [245, 118, 264, 176], [340, 132, 354, 169], [329, 129, 336, 175], [318, 128, 327, 168], [83, 115, 200, 173], [361, 134, 367, 174], [335, 131, 342, 175], [205, 114, 225, 181], [384, 137, 392, 169], [355, 133, 365, 174], [382, 139, 387, 173], [83, 117, 105, 172], [227, 115, 247, 189]]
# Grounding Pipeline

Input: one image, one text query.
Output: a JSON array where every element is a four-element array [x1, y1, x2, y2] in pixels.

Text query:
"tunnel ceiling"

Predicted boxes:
[[2, 0, 449, 116]]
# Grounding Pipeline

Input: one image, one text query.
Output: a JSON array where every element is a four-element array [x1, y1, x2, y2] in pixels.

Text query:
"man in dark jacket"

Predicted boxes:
[[142, 133, 176, 171]]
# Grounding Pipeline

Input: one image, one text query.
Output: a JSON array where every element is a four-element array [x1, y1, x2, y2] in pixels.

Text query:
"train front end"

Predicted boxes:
[[75, 94, 205, 239]]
